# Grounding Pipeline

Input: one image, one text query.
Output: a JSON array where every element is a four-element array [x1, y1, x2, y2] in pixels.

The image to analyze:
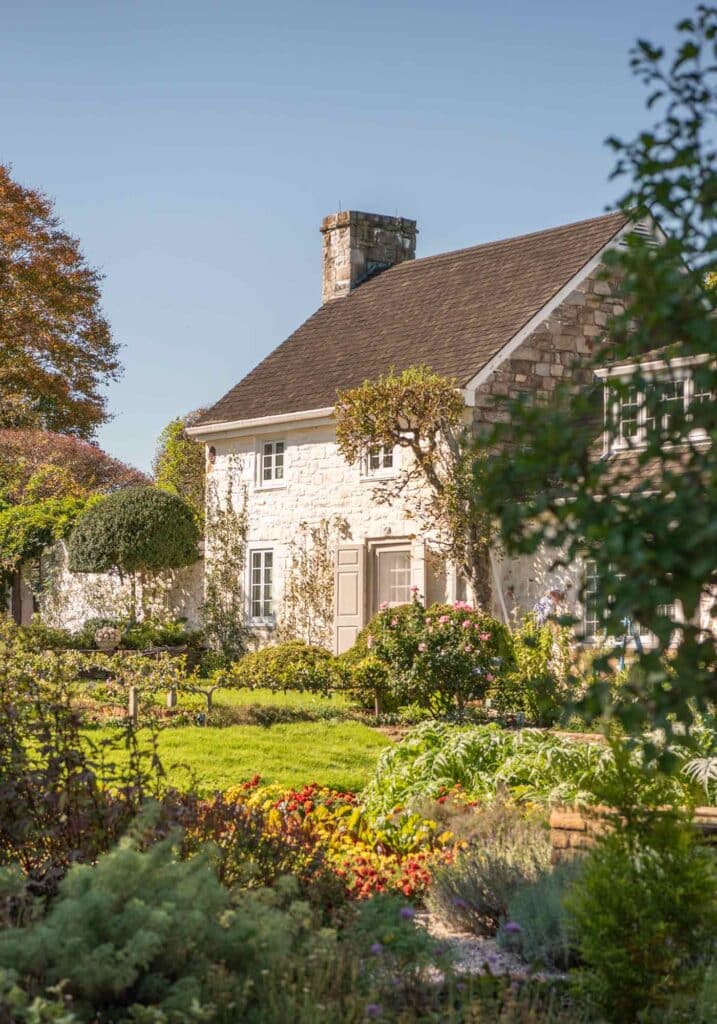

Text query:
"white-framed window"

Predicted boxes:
[[605, 366, 712, 452], [373, 544, 412, 608], [258, 440, 285, 485], [582, 559, 676, 643], [249, 549, 274, 619], [361, 444, 396, 478]]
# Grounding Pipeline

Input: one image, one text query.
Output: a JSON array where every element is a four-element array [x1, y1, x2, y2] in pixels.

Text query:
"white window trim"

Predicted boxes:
[[579, 559, 680, 649], [248, 547, 275, 624], [360, 444, 400, 481], [601, 358, 712, 455], [367, 537, 413, 612], [255, 438, 287, 490]]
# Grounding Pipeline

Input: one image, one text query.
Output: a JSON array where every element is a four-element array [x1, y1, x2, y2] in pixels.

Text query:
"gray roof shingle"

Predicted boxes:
[[197, 211, 628, 426]]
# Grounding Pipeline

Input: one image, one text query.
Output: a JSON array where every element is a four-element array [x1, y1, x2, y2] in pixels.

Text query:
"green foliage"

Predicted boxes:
[[153, 410, 206, 527], [68, 486, 199, 578], [0, 495, 92, 578], [499, 862, 581, 971], [230, 642, 335, 695], [427, 801, 551, 935], [361, 722, 703, 822], [0, 830, 335, 1022], [335, 365, 493, 606], [202, 465, 248, 663], [490, 615, 572, 726], [566, 815, 717, 1022], [472, 8, 717, 745], [341, 597, 512, 715], [277, 517, 348, 649]]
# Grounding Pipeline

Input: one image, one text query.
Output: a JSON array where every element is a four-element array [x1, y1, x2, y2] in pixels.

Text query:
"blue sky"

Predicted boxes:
[[1, 0, 687, 470]]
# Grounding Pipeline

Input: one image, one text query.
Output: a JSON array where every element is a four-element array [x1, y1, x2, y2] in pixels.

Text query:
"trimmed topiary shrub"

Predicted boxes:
[[69, 486, 199, 576], [68, 486, 200, 620], [230, 641, 335, 694]]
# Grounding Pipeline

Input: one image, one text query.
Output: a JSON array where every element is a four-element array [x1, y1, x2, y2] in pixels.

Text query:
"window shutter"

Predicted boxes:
[[410, 539, 427, 601], [334, 544, 366, 654]]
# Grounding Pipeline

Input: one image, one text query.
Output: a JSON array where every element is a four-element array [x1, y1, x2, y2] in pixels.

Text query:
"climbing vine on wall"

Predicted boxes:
[[277, 516, 349, 650], [202, 456, 249, 661]]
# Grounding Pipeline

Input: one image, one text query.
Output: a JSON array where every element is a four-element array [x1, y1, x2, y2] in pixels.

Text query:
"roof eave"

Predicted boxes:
[[186, 406, 336, 441]]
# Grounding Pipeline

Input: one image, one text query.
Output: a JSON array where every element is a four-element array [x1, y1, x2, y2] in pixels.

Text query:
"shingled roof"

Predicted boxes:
[[197, 210, 628, 427]]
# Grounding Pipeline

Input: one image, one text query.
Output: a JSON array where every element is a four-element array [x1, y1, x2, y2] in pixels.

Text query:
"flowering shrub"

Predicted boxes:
[[343, 595, 512, 715]]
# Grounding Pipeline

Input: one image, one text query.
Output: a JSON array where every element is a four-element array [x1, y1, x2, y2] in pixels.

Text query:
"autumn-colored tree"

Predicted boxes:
[[335, 365, 493, 607], [0, 165, 120, 438], [0, 429, 147, 506], [152, 409, 206, 525]]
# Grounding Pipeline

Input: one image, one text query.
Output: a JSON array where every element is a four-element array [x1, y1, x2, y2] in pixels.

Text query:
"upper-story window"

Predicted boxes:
[[604, 364, 713, 452], [260, 440, 285, 485], [361, 444, 396, 478]]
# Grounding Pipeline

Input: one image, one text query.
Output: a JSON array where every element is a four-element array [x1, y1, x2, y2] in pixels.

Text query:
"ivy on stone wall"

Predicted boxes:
[[202, 458, 248, 662], [277, 516, 349, 649]]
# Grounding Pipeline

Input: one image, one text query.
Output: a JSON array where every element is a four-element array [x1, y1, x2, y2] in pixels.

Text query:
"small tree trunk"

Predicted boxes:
[[128, 685, 138, 724]]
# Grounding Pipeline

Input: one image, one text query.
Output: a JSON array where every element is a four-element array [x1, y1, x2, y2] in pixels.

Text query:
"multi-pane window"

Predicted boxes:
[[583, 560, 601, 639], [250, 550, 273, 618], [608, 371, 712, 450], [363, 444, 395, 477], [582, 559, 676, 642], [375, 548, 411, 607], [261, 441, 284, 483]]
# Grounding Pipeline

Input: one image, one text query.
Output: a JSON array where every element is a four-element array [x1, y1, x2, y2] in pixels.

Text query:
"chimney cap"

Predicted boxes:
[[321, 210, 418, 234]]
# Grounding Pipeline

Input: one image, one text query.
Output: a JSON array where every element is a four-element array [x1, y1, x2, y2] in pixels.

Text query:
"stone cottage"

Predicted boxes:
[[188, 209, 641, 652]]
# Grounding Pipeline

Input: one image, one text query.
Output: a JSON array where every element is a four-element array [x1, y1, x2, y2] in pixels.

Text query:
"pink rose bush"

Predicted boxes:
[[345, 595, 512, 716]]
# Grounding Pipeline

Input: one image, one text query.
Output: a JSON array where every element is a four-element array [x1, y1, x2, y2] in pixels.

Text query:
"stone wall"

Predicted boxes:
[[321, 211, 417, 303], [551, 805, 717, 863], [35, 541, 204, 632], [471, 268, 623, 428], [207, 423, 454, 648], [470, 261, 624, 622]]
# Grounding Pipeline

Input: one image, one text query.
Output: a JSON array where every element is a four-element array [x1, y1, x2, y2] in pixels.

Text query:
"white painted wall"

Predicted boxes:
[[34, 541, 204, 632]]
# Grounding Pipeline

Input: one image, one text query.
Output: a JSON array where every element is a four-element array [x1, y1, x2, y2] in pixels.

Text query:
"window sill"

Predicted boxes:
[[254, 481, 287, 492], [359, 473, 398, 483]]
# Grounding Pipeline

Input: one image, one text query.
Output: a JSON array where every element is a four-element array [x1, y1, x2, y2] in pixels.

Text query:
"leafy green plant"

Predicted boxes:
[[490, 614, 572, 726], [565, 815, 717, 1022], [68, 486, 200, 622], [202, 464, 248, 664], [427, 801, 551, 935], [342, 596, 512, 716], [0, 827, 335, 1022], [499, 862, 581, 971], [230, 642, 336, 694]]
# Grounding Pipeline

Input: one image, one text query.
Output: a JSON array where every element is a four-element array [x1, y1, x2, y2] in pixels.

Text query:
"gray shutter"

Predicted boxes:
[[410, 539, 427, 602], [334, 544, 366, 654]]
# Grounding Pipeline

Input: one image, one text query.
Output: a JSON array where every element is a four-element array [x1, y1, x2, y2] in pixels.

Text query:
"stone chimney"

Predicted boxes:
[[320, 210, 417, 303]]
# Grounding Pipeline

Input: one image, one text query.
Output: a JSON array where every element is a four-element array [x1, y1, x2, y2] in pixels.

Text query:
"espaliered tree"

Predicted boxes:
[[68, 486, 200, 621], [335, 365, 493, 607], [0, 165, 120, 438]]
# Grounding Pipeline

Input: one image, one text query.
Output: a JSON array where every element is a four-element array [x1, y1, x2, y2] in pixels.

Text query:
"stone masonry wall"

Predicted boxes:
[[551, 805, 717, 863], [470, 262, 624, 621], [207, 423, 451, 645]]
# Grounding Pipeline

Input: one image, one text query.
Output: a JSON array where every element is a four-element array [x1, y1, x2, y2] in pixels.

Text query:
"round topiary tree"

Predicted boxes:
[[68, 486, 200, 620]]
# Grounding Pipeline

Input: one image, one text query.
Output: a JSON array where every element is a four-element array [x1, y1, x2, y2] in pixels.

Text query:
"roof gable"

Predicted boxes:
[[197, 211, 628, 427]]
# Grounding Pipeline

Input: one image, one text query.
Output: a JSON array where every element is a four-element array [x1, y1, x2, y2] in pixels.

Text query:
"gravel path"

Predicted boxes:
[[419, 912, 566, 981]]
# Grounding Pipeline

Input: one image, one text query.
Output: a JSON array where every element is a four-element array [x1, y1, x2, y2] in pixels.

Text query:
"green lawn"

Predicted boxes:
[[91, 718, 389, 794], [211, 687, 352, 710]]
